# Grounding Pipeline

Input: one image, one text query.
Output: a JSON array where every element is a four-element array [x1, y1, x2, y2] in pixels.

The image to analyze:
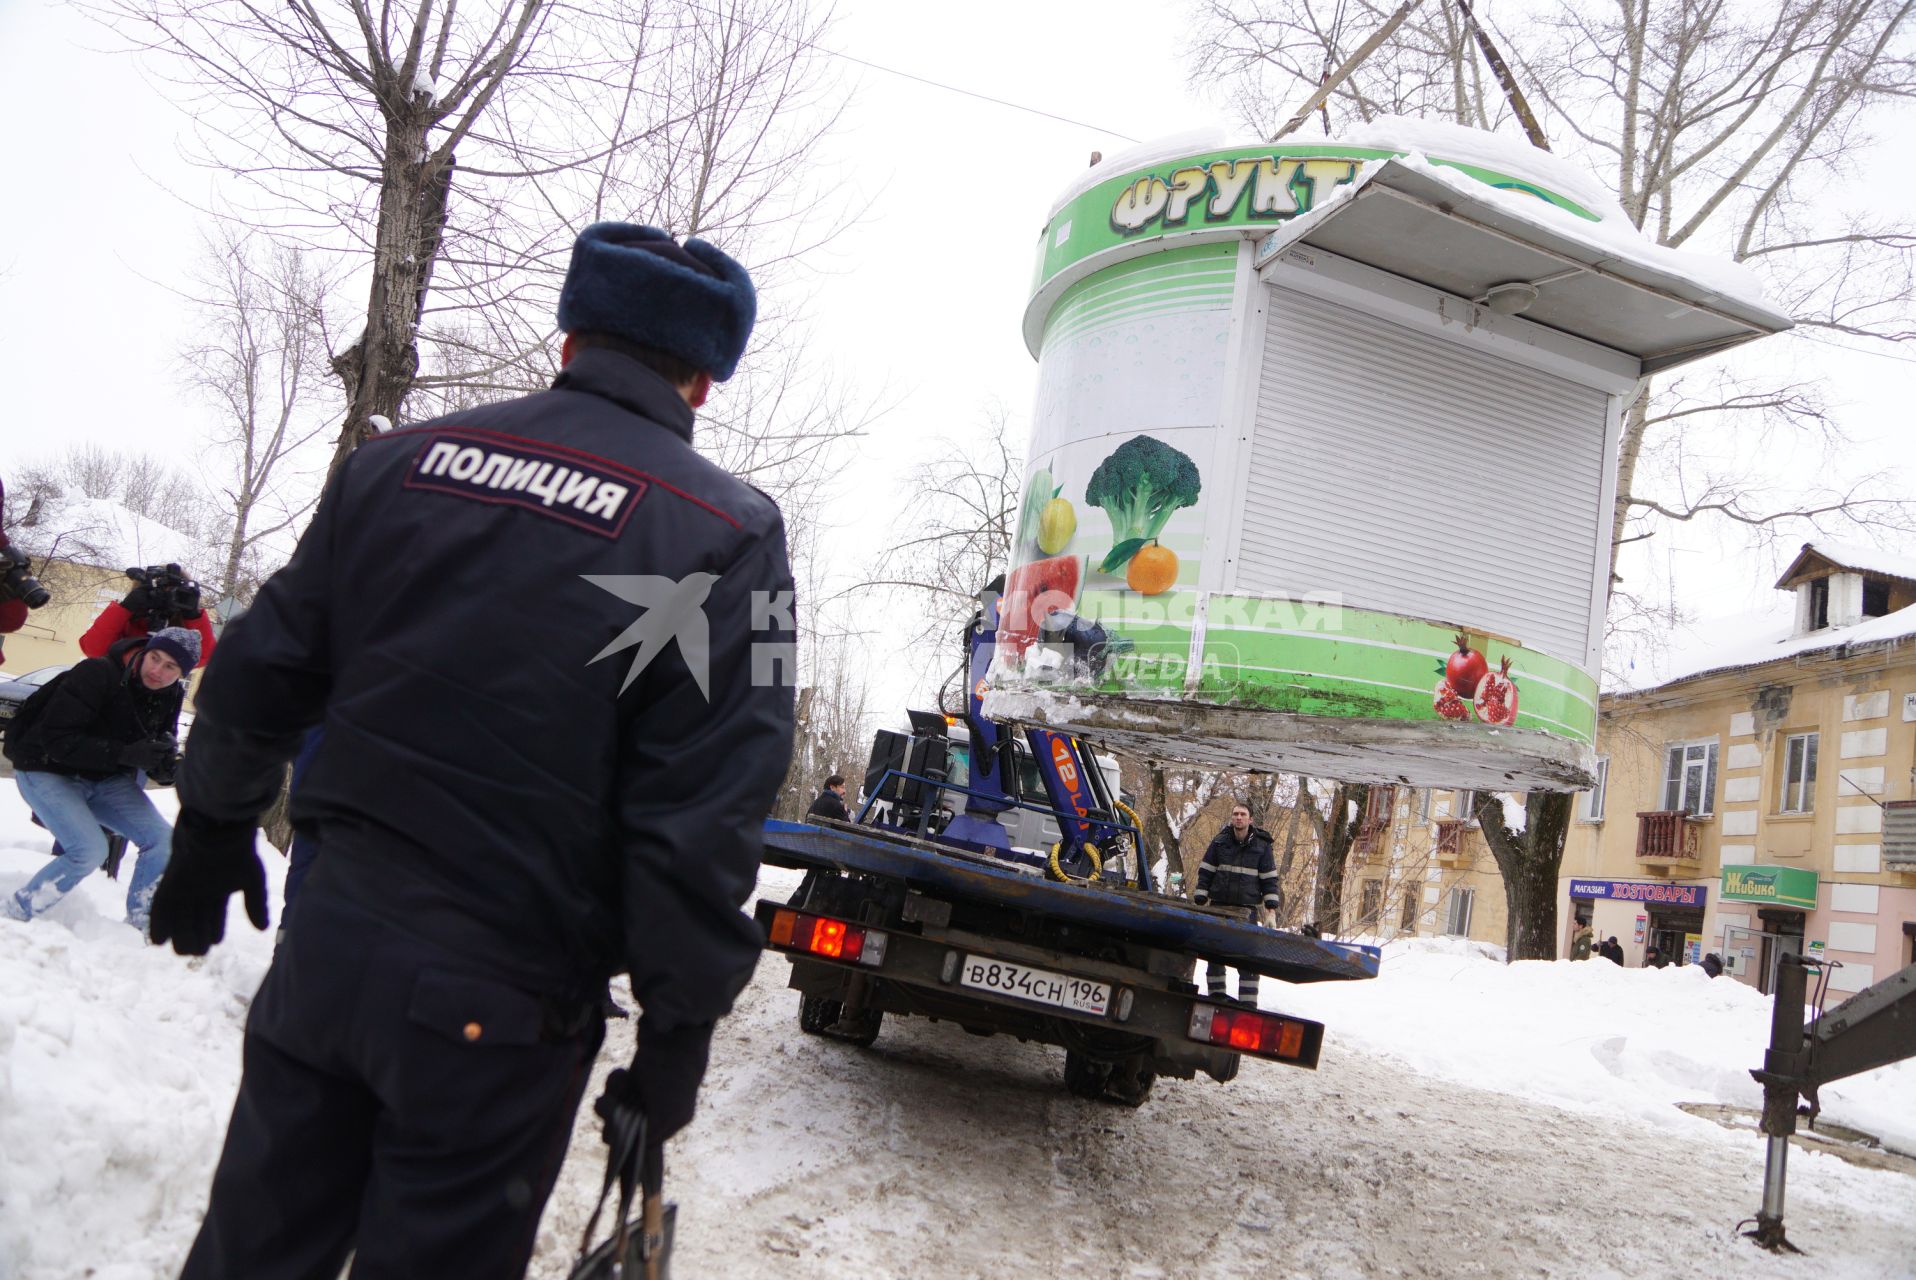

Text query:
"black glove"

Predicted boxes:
[[595, 1020, 714, 1148], [146, 750, 182, 789], [148, 808, 269, 955], [118, 736, 178, 772], [120, 583, 156, 614]]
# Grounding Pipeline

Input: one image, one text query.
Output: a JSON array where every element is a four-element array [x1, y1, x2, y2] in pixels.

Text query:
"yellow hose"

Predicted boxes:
[[1048, 839, 1104, 884], [1112, 801, 1144, 888]]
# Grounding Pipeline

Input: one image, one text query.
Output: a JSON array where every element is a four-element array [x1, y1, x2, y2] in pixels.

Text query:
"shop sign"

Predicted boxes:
[[1569, 879, 1707, 908], [1684, 934, 1703, 965], [1720, 864, 1818, 911], [1807, 940, 1826, 957]]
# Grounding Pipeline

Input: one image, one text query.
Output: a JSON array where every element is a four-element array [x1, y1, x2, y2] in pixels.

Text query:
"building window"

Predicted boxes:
[[1809, 577, 1830, 630], [1779, 732, 1818, 814], [1401, 889, 1418, 930], [1662, 741, 1719, 816], [1580, 758, 1609, 822], [1862, 577, 1890, 619], [1359, 879, 1383, 924], [1455, 789, 1478, 824], [1443, 887, 1475, 937]]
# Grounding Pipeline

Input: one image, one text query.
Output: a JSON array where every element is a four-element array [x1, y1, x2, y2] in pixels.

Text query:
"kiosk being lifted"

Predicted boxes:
[[985, 119, 1793, 792]]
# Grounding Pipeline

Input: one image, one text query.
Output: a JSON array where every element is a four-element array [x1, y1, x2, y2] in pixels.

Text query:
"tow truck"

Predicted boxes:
[[756, 591, 1377, 1106]]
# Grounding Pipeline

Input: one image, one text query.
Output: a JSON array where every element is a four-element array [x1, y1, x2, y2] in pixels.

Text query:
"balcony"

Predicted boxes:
[[1352, 822, 1388, 862], [1636, 810, 1704, 871], [1434, 819, 1478, 868]]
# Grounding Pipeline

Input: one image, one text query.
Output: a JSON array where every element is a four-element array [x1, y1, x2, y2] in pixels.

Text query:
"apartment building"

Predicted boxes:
[[1560, 543, 1916, 998], [1343, 783, 1509, 948]]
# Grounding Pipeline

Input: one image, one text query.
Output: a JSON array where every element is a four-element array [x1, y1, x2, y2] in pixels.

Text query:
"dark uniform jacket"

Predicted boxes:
[[1196, 824, 1281, 911], [4, 638, 182, 779], [178, 349, 797, 1029], [806, 788, 849, 821]]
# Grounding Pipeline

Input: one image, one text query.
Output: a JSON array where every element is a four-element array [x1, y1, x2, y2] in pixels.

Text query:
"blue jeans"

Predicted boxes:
[[9, 770, 174, 928]]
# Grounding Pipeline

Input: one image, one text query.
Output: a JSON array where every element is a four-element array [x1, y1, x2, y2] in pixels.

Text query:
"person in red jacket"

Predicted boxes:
[[1, 477, 49, 652], [79, 563, 215, 668]]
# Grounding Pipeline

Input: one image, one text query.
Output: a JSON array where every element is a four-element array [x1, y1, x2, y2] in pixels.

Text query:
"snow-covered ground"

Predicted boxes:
[[3, 796, 1911, 1278]]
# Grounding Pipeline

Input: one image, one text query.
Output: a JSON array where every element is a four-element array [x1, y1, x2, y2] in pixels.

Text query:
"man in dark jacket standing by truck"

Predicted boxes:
[[1193, 802, 1282, 1006], [148, 223, 796, 1280]]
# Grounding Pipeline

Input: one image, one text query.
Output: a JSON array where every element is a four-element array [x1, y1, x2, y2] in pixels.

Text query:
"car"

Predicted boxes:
[[0, 663, 70, 726], [0, 665, 71, 775]]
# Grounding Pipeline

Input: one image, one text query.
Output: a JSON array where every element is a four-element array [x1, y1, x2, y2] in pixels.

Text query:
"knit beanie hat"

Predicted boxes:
[[556, 223, 757, 381], [144, 626, 201, 672]]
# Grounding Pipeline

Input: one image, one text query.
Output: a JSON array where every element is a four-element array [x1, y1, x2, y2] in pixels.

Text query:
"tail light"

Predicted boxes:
[[1187, 1003, 1323, 1068], [766, 908, 889, 968]]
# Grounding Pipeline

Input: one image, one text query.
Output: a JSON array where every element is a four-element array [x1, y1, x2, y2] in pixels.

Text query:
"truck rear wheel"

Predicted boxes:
[[1063, 1050, 1113, 1100], [1104, 1056, 1156, 1108], [799, 994, 841, 1035]]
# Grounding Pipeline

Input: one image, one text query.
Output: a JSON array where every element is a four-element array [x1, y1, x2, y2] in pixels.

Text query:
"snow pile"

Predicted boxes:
[[12, 496, 212, 576], [1339, 114, 1626, 223], [4, 788, 1912, 1276], [1269, 936, 1915, 1154], [1610, 598, 1916, 693], [0, 786, 280, 1277]]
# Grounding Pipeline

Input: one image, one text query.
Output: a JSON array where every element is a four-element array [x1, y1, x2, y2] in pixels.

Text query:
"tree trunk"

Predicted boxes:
[[1607, 379, 1653, 584], [1141, 763, 1182, 892], [1473, 791, 1575, 961], [329, 129, 453, 478], [1309, 781, 1368, 931]]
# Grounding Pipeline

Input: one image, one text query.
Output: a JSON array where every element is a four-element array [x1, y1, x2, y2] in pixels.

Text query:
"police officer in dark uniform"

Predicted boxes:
[[148, 223, 796, 1279]]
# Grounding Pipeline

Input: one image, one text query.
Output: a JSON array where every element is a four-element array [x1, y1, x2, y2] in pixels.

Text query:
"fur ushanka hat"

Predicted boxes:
[[556, 223, 757, 381]]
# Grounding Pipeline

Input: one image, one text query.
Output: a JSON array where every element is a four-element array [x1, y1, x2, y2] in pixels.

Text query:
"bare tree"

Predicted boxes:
[[87, 0, 851, 485], [862, 404, 1023, 674], [775, 630, 874, 820], [183, 229, 339, 605]]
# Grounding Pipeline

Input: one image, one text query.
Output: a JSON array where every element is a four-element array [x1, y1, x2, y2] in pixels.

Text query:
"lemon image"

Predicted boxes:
[[1037, 497, 1076, 554]]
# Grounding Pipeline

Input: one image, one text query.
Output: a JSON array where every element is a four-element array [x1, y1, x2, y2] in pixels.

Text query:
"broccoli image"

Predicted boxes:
[[1084, 434, 1202, 573]]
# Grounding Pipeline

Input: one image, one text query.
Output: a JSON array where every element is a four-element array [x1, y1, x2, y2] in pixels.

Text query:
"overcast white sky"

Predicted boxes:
[[1, 0, 1911, 712]]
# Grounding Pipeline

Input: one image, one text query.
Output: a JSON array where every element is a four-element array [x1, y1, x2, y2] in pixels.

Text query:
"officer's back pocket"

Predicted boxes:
[[407, 968, 546, 1047]]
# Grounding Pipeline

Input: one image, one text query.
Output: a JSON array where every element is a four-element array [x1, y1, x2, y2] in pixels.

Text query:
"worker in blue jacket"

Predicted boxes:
[[1193, 802, 1282, 1006], [149, 223, 796, 1280]]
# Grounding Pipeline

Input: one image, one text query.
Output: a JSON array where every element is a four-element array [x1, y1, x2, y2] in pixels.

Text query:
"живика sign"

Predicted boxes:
[[1720, 864, 1818, 911], [1568, 880, 1708, 908]]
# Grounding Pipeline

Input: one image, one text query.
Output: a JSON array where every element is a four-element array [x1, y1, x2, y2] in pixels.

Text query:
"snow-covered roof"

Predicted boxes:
[[1775, 540, 1916, 588], [1610, 598, 1916, 696], [12, 496, 213, 576], [1338, 116, 1629, 225]]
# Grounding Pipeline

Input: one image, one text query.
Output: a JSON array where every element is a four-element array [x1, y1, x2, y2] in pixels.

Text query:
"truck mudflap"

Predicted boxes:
[[761, 819, 1378, 985]]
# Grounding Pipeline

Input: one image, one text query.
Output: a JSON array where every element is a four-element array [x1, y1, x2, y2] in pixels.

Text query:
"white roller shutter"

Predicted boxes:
[[1238, 286, 1609, 664]]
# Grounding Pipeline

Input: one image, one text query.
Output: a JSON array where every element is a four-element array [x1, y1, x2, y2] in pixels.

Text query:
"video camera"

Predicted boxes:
[[1, 545, 49, 610], [126, 563, 202, 627]]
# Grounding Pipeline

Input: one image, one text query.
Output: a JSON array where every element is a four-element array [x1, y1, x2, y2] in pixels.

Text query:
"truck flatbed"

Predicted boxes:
[[762, 818, 1379, 986]]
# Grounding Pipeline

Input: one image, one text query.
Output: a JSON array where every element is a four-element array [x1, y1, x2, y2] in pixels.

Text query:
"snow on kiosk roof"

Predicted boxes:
[[984, 120, 1793, 793]]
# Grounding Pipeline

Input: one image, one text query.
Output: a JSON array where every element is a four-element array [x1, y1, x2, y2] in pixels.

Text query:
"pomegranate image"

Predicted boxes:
[[1474, 656, 1519, 727], [1445, 633, 1489, 698], [1432, 677, 1472, 721]]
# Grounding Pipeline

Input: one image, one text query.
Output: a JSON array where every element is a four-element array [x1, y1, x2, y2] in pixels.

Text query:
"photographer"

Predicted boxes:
[[2, 628, 196, 932], [80, 563, 215, 669], [0, 477, 53, 654]]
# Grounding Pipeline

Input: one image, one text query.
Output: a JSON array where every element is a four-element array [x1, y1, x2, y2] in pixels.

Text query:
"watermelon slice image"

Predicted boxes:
[[996, 553, 1083, 661]]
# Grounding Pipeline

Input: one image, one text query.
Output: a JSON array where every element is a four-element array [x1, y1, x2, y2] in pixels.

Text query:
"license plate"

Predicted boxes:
[[959, 956, 1110, 1015]]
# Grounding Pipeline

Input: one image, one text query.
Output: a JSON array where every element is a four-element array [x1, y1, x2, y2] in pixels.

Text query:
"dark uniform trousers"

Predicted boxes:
[[181, 885, 604, 1280]]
